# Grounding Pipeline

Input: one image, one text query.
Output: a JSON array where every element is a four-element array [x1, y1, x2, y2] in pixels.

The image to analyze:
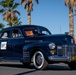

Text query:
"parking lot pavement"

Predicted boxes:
[[0, 62, 76, 75]]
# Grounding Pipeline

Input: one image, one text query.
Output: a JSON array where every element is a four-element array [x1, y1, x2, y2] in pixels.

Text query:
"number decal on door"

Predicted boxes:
[[1, 42, 7, 50]]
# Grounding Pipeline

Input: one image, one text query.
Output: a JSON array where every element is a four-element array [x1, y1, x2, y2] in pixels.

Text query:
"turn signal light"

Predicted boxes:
[[72, 56, 76, 60], [50, 50, 55, 55]]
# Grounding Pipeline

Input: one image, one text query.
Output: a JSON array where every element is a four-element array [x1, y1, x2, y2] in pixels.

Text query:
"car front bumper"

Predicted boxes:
[[48, 55, 71, 62], [48, 45, 76, 62]]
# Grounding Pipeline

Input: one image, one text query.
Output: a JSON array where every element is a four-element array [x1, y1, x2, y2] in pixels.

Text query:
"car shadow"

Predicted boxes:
[[0, 63, 34, 69], [44, 64, 71, 71], [0, 63, 75, 71]]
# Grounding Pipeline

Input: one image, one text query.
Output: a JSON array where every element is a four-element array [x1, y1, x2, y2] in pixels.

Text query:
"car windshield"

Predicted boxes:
[[24, 26, 51, 36]]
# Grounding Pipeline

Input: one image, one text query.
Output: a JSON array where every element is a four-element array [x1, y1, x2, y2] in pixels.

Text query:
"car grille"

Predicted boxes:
[[74, 47, 76, 53], [57, 46, 76, 56]]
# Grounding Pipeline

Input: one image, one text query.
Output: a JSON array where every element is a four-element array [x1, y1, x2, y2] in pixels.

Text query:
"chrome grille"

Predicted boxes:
[[57, 46, 76, 56], [74, 47, 76, 53], [57, 48, 63, 56]]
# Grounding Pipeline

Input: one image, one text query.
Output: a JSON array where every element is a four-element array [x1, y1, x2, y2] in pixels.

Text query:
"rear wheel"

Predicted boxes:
[[33, 51, 48, 70], [68, 62, 76, 70]]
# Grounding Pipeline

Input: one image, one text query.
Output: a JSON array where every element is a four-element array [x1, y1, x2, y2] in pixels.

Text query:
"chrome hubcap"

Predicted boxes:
[[35, 53, 43, 66]]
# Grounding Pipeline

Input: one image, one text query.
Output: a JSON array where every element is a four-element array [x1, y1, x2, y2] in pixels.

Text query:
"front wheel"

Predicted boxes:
[[33, 51, 48, 70], [68, 62, 76, 70]]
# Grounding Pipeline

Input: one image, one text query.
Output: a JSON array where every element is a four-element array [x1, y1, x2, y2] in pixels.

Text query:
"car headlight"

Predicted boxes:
[[49, 43, 56, 49]]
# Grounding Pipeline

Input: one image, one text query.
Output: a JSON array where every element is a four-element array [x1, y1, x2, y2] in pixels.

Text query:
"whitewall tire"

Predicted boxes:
[[33, 51, 48, 70]]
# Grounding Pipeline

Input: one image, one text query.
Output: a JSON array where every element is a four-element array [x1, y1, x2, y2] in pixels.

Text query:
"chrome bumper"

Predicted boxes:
[[48, 55, 71, 62]]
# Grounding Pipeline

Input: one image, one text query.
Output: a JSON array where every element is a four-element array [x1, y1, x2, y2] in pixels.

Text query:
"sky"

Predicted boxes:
[[0, 0, 76, 37]]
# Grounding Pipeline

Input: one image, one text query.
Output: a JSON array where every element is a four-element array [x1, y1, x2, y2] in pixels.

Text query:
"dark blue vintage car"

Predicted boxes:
[[0, 25, 76, 70]]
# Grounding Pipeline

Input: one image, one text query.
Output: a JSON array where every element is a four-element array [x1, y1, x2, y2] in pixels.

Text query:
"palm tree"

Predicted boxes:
[[21, 0, 39, 25], [10, 17, 22, 26], [0, 0, 21, 26], [64, 0, 76, 37], [0, 23, 4, 30]]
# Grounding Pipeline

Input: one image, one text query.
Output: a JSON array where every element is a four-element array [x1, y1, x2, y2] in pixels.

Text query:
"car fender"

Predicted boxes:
[[23, 42, 50, 63]]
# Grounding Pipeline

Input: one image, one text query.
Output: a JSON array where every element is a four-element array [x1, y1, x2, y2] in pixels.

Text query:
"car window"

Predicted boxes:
[[24, 27, 38, 36], [25, 30, 34, 36], [1, 30, 10, 39], [12, 29, 23, 38]]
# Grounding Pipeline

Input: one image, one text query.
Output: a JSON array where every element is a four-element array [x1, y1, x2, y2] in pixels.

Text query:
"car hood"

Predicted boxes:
[[37, 34, 73, 45]]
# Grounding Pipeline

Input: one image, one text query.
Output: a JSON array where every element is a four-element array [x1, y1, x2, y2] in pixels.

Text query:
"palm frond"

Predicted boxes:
[[10, 17, 22, 26], [35, 0, 39, 4], [64, 0, 69, 6], [21, 0, 27, 4], [0, 23, 4, 29], [64, 0, 76, 8], [70, 0, 75, 8], [13, 10, 20, 16], [12, 3, 20, 10], [0, 1, 7, 7], [9, 0, 14, 7], [0, 0, 21, 27], [0, 9, 5, 13], [74, 0, 76, 6], [29, 2, 33, 11], [24, 3, 29, 12], [73, 14, 76, 16]]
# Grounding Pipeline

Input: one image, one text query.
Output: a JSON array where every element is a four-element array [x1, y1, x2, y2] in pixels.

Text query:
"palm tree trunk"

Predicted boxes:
[[69, 8, 74, 37], [27, 13, 31, 25]]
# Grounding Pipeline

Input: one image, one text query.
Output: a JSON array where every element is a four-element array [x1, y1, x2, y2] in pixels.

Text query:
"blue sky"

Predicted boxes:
[[0, 0, 76, 37]]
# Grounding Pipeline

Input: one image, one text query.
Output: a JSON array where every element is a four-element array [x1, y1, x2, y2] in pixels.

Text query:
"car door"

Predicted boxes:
[[0, 30, 11, 59], [8, 28, 25, 60]]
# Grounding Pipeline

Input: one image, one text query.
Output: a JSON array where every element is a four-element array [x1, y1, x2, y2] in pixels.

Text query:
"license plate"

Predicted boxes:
[[72, 56, 76, 60]]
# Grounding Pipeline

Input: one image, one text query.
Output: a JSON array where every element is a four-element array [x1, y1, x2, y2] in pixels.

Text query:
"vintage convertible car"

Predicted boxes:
[[0, 25, 76, 70]]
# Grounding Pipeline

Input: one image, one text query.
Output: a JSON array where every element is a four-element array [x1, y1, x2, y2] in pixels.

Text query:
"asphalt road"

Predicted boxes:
[[0, 62, 76, 75]]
